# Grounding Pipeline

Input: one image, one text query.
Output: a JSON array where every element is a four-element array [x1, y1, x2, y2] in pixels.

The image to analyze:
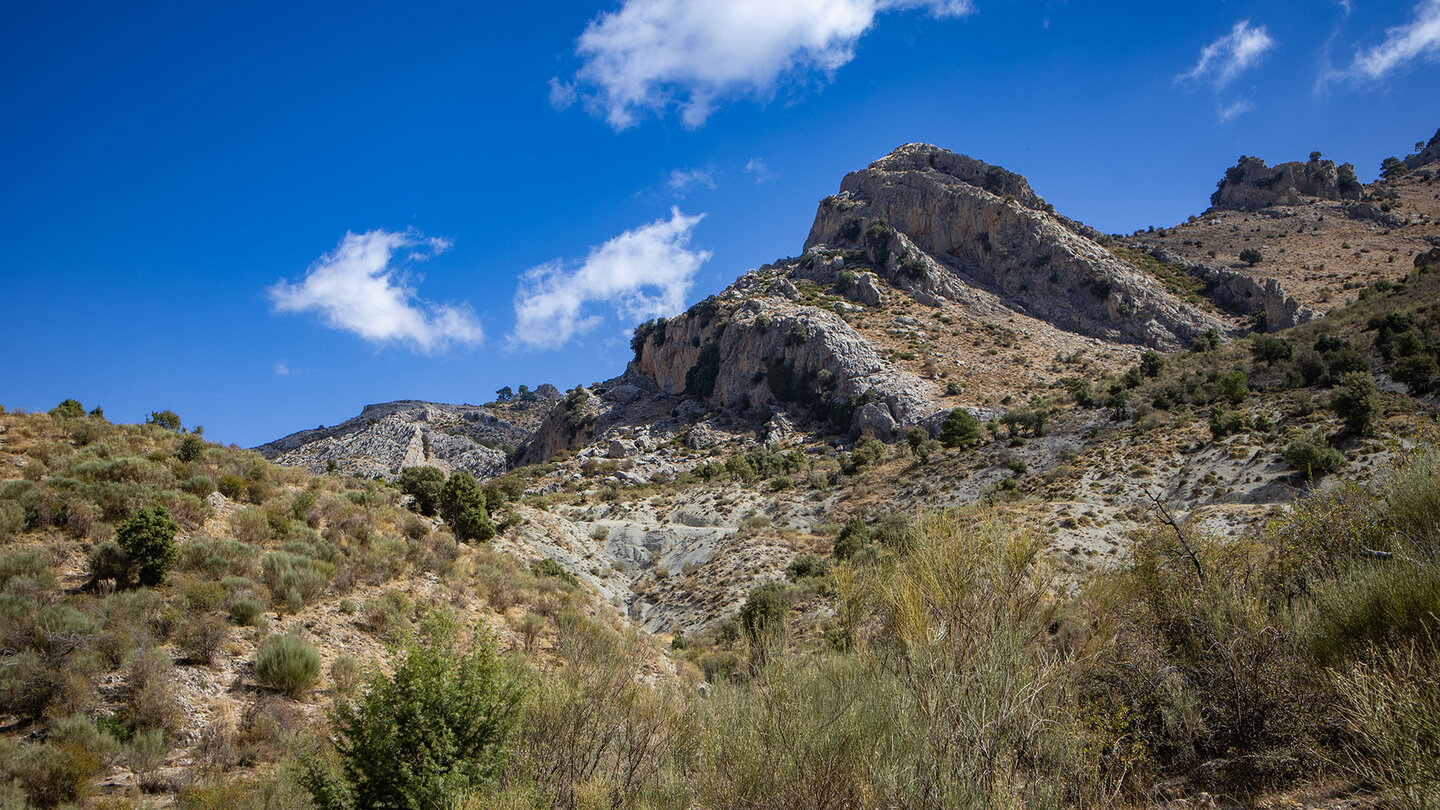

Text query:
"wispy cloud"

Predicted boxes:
[[1217, 99, 1255, 123], [1347, 0, 1440, 79], [744, 157, 775, 183], [269, 229, 482, 353], [1178, 20, 1276, 88], [274, 362, 294, 376], [552, 0, 974, 130], [511, 209, 711, 349], [668, 168, 717, 194]]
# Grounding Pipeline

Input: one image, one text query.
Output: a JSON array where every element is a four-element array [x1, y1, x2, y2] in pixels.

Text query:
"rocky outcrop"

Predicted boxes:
[[1405, 129, 1440, 170], [1345, 201, 1407, 229], [1209, 154, 1362, 211], [255, 400, 533, 480], [631, 296, 939, 438], [515, 388, 602, 466], [805, 144, 1225, 349], [1140, 245, 1320, 330]]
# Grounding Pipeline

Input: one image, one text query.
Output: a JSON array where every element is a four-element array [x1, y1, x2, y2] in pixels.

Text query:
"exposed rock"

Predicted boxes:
[[854, 401, 899, 439], [516, 388, 601, 466], [685, 424, 719, 450], [806, 144, 1224, 349], [608, 438, 637, 459], [764, 412, 796, 447], [1209, 154, 1362, 211], [632, 297, 941, 432], [255, 400, 539, 480], [1135, 245, 1321, 331], [1416, 247, 1440, 269], [849, 271, 884, 306], [1405, 128, 1440, 170], [1345, 201, 1407, 229], [602, 384, 643, 404]]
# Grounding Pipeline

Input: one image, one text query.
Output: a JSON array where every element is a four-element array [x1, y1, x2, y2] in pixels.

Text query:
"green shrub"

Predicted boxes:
[[849, 436, 886, 471], [439, 472, 494, 543], [1311, 561, 1440, 666], [303, 621, 523, 809], [115, 506, 179, 587], [397, 467, 446, 517], [176, 433, 206, 463], [47, 399, 86, 419], [1239, 248, 1263, 266], [1386, 448, 1440, 557], [1284, 433, 1345, 479], [786, 554, 830, 581], [229, 598, 266, 627], [1250, 334, 1294, 365], [740, 583, 791, 641], [1218, 369, 1249, 403], [1332, 371, 1380, 435], [939, 408, 981, 448], [531, 557, 579, 588], [1208, 404, 1253, 439], [1139, 350, 1166, 377], [255, 633, 321, 698], [1393, 352, 1439, 393], [1334, 641, 1440, 810], [833, 515, 869, 560]]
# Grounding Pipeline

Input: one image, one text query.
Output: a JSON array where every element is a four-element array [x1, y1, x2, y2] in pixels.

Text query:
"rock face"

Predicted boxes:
[[1138, 245, 1319, 331], [1209, 154, 1362, 211], [256, 399, 550, 480], [805, 143, 1224, 349], [1405, 129, 1440, 170], [630, 296, 940, 436]]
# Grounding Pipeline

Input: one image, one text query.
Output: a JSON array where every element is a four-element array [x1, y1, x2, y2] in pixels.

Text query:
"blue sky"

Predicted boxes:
[[2, 0, 1437, 446]]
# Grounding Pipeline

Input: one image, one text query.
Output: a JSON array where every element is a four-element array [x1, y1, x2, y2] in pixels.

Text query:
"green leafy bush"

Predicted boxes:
[[739, 583, 791, 641], [304, 621, 522, 809], [939, 408, 981, 448], [439, 471, 494, 543], [97, 507, 180, 588], [1332, 371, 1380, 435], [1283, 433, 1345, 479], [397, 467, 446, 517], [255, 633, 321, 698], [785, 554, 829, 581]]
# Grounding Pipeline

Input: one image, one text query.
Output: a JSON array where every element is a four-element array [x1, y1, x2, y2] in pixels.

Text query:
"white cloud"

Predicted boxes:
[[269, 229, 483, 353], [511, 208, 711, 349], [1178, 20, 1275, 88], [1217, 99, 1255, 122], [559, 0, 974, 129], [668, 168, 717, 193], [744, 157, 775, 183], [274, 362, 294, 376], [1347, 0, 1440, 79]]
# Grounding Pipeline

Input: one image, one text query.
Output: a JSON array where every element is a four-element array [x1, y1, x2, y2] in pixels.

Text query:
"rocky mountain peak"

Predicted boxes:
[[805, 144, 1225, 350], [1208, 153, 1362, 211]]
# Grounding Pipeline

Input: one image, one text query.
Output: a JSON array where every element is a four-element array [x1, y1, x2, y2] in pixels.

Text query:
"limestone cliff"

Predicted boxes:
[[1208, 154, 1362, 211], [805, 143, 1225, 349]]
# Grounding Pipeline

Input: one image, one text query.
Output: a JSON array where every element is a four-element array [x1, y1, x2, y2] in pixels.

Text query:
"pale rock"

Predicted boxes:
[[805, 143, 1224, 350]]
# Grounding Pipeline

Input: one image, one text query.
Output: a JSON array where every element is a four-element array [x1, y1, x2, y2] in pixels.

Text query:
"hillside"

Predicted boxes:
[[2, 129, 1439, 808]]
